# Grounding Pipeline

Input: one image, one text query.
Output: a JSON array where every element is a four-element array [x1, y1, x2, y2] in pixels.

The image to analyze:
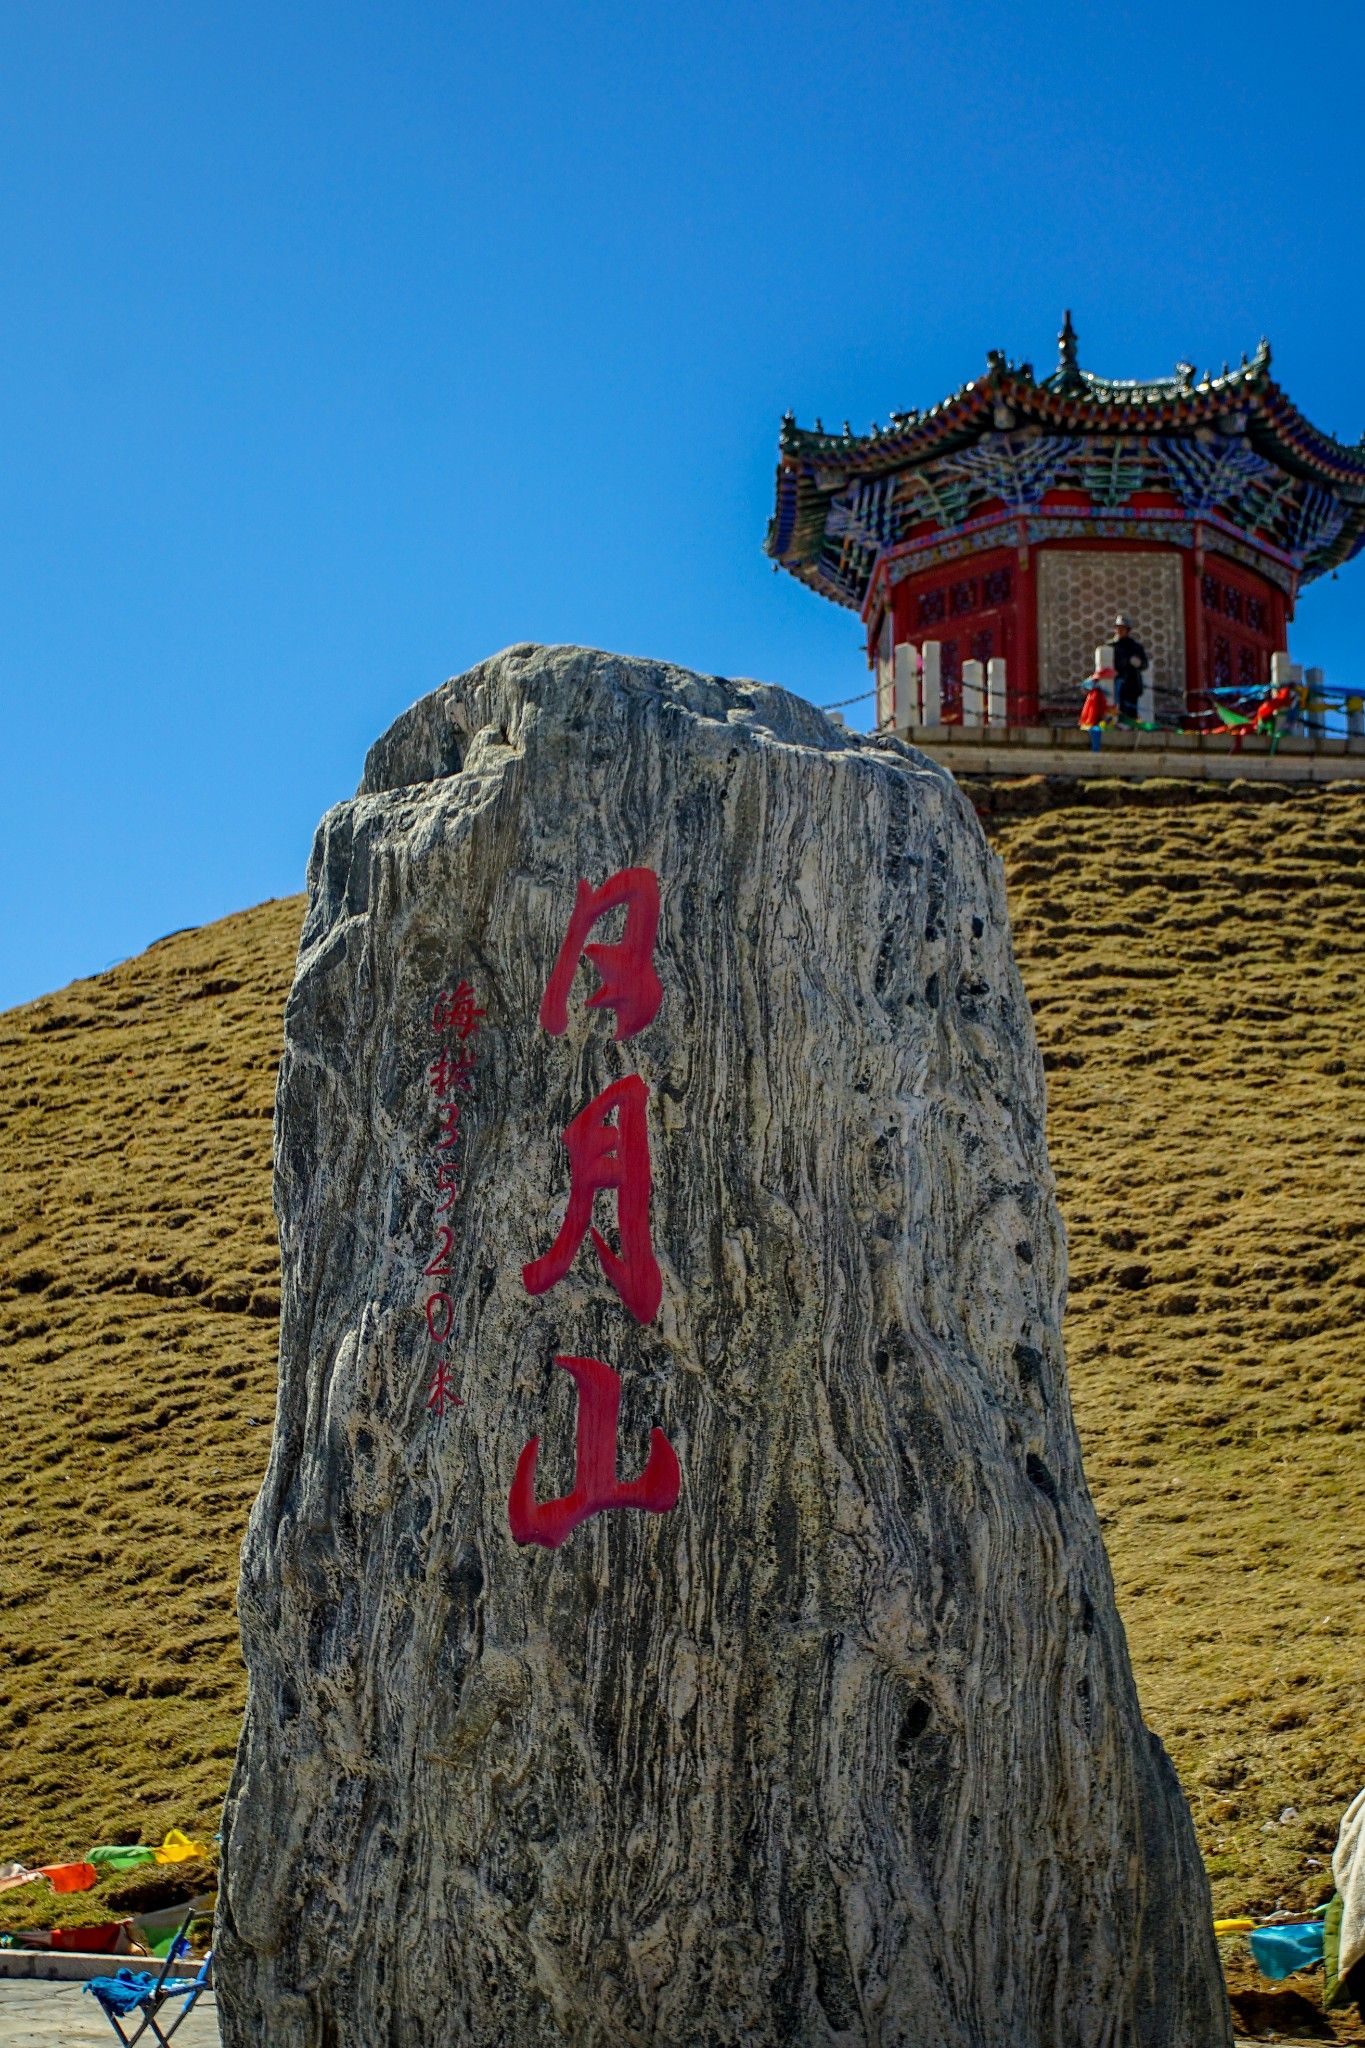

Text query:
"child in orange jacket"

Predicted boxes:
[[1079, 669, 1113, 749]]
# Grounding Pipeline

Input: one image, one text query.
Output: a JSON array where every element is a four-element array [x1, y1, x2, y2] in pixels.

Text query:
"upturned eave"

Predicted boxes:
[[768, 331, 1365, 611]]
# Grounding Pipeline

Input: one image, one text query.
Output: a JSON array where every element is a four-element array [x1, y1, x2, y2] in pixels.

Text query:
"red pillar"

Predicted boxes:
[[1017, 546, 1039, 721], [1180, 545, 1203, 719]]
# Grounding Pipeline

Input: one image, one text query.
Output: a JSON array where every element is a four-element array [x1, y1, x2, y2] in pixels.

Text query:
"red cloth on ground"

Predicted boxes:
[[39, 1861, 98, 1894], [50, 1922, 126, 1952]]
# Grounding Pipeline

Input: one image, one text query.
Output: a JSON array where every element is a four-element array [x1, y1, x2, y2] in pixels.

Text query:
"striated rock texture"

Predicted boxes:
[[218, 645, 1230, 2047]]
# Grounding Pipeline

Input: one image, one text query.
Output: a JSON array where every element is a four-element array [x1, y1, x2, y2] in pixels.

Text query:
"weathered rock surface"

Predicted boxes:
[[218, 644, 1230, 2047]]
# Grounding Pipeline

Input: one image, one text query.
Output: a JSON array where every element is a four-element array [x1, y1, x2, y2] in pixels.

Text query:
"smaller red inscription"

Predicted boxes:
[[424, 1225, 455, 1276], [508, 1354, 680, 1550], [432, 982, 486, 1039], [539, 868, 662, 1042], [429, 1045, 477, 1099], [426, 1359, 462, 1417], [435, 1101, 463, 1149], [522, 1074, 662, 1324], [425, 1292, 455, 1344]]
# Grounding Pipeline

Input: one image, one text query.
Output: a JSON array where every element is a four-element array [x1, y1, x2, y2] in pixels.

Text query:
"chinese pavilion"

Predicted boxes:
[[766, 316, 1365, 727]]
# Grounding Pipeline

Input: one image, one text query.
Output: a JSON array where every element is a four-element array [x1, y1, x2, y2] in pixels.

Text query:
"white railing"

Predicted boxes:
[[890, 640, 1006, 730], [881, 639, 1359, 744]]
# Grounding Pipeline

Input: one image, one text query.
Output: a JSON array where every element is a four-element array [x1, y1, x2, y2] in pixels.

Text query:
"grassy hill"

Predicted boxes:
[[983, 780, 1365, 1905], [2, 780, 1362, 2023], [0, 900, 297, 1858]]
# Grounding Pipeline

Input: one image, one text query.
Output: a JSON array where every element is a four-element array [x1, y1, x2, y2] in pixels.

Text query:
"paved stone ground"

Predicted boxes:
[[0, 1981, 219, 2044], [0, 1982, 1310, 2048]]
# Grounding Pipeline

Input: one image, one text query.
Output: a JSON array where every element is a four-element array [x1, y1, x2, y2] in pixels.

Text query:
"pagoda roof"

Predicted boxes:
[[767, 316, 1365, 610]]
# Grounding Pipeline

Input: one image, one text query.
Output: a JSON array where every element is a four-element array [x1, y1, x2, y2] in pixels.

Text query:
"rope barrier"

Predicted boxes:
[[817, 686, 877, 712], [1211, 683, 1362, 703]]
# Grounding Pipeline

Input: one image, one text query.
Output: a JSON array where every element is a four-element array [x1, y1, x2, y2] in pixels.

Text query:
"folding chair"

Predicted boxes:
[[84, 1911, 214, 2045]]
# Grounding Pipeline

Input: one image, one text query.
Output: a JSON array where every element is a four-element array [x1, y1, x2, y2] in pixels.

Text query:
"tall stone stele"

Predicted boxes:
[[219, 645, 1230, 2047]]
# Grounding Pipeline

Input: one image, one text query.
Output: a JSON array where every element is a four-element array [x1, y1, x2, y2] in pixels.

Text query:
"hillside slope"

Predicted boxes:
[[0, 900, 297, 1855], [981, 777, 1365, 1933], [1, 784, 1361, 1945]]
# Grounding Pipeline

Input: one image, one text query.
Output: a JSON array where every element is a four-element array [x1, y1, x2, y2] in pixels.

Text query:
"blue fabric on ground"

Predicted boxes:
[[85, 1964, 205, 2017], [1248, 1920, 1326, 1980], [85, 1970, 163, 2017]]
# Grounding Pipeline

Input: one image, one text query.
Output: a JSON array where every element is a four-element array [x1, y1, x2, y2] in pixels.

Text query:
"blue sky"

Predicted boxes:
[[2, 0, 1362, 1009]]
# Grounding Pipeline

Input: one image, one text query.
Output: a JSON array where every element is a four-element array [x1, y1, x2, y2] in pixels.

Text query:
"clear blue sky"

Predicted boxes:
[[2, 0, 1362, 1010]]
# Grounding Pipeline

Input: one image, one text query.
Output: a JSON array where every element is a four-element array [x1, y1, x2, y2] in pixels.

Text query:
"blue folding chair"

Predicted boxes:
[[85, 1912, 214, 2045]]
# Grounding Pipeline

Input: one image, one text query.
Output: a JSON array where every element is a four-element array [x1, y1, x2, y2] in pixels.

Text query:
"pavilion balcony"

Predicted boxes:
[[869, 642, 1365, 786]]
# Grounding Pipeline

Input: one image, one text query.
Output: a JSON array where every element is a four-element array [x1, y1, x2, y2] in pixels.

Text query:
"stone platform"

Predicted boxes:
[[0, 1984, 1291, 2048], [0, 1980, 218, 2045], [890, 720, 1365, 784]]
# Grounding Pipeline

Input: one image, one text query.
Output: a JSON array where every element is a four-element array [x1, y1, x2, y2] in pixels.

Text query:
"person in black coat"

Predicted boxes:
[[1112, 615, 1148, 722]]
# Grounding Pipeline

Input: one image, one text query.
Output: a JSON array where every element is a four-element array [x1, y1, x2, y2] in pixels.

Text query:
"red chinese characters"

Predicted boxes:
[[421, 980, 484, 1418], [433, 983, 487, 1040], [521, 1074, 661, 1324], [507, 1355, 680, 1549], [539, 867, 662, 1042], [426, 1359, 457, 1417], [510, 866, 678, 1550]]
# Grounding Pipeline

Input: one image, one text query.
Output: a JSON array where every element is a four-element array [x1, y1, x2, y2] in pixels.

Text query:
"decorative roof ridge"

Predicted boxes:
[[778, 375, 997, 461], [776, 325, 1365, 481], [1039, 324, 1272, 400]]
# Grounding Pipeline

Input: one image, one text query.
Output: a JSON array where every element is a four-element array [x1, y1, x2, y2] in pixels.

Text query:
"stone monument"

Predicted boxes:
[[218, 644, 1230, 2046]]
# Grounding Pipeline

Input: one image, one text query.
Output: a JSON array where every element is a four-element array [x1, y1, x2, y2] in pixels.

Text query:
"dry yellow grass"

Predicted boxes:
[[980, 777, 1365, 1927], [0, 900, 297, 1864], [981, 775, 1365, 2042], [0, 784, 1361, 2030]]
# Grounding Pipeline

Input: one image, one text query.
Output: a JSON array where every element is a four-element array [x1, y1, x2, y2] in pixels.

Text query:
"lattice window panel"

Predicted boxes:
[[1036, 550, 1186, 718]]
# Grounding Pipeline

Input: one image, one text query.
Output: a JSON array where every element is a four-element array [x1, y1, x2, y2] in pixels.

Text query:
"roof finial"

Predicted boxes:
[[1058, 309, 1078, 373], [1053, 309, 1084, 393]]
